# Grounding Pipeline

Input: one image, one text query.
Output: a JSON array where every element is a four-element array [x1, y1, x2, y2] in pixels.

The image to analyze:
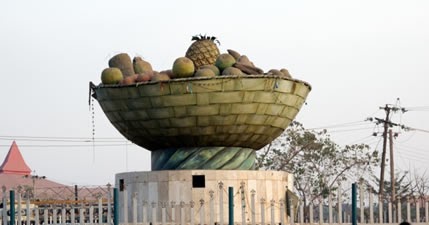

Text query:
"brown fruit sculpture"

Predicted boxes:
[[108, 53, 135, 77], [151, 72, 171, 81], [133, 57, 153, 74], [120, 74, 137, 85]]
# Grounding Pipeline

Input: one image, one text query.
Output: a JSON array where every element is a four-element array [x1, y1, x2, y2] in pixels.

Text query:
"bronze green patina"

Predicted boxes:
[[151, 147, 255, 170]]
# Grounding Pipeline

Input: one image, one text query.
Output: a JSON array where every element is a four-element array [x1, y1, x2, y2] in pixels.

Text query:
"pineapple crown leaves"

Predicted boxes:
[[191, 34, 221, 45]]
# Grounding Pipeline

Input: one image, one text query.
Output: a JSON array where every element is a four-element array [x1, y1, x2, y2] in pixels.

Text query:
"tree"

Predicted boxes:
[[365, 171, 412, 200], [256, 121, 380, 213], [408, 169, 429, 198]]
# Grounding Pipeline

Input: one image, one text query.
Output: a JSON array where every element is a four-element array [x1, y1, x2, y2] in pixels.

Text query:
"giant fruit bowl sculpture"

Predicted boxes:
[[91, 74, 311, 170]]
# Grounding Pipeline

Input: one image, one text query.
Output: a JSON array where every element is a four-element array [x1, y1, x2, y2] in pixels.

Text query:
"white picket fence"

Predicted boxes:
[[2, 186, 429, 225], [1, 190, 112, 225]]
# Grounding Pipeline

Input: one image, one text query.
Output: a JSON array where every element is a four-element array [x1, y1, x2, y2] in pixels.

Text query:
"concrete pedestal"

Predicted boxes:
[[116, 170, 293, 224]]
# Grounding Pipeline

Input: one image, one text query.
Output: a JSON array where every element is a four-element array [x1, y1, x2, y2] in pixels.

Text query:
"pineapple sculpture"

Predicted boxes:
[[185, 34, 220, 69]]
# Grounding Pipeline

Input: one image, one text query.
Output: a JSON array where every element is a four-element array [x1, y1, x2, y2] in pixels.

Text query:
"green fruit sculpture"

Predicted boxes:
[[194, 68, 216, 77], [199, 65, 220, 76], [101, 68, 123, 84], [215, 53, 236, 72], [172, 57, 195, 78], [108, 53, 135, 77], [222, 67, 244, 76]]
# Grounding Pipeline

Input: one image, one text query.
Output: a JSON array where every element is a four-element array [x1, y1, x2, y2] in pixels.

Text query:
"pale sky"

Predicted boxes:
[[1, 0, 428, 186]]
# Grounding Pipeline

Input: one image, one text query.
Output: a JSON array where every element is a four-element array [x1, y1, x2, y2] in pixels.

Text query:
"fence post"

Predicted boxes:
[[260, 198, 266, 225], [309, 203, 314, 225], [171, 201, 176, 225], [98, 195, 103, 224], [318, 199, 323, 225], [35, 207, 40, 225], [190, 201, 195, 225], [151, 202, 157, 225], [132, 192, 137, 225], [53, 207, 58, 225], [425, 197, 429, 223], [369, 188, 374, 224], [79, 206, 84, 225], [2, 186, 7, 225], [351, 183, 357, 225], [397, 196, 402, 222], [378, 196, 383, 223], [71, 206, 75, 225], [161, 202, 166, 225], [280, 199, 285, 225], [228, 187, 233, 225], [416, 197, 420, 223], [240, 182, 246, 225], [210, 191, 214, 225], [44, 208, 48, 225], [90, 205, 94, 224], [26, 191, 31, 225], [359, 183, 364, 223], [113, 188, 119, 225], [17, 187, 22, 225], [200, 199, 205, 225], [250, 190, 255, 225], [107, 184, 112, 225], [338, 187, 342, 224], [142, 201, 147, 224], [270, 200, 275, 225], [180, 201, 185, 225], [406, 196, 411, 222], [219, 182, 224, 225], [123, 189, 128, 223], [388, 201, 392, 223], [9, 190, 15, 225], [299, 201, 304, 224], [62, 207, 66, 225], [328, 192, 333, 225]]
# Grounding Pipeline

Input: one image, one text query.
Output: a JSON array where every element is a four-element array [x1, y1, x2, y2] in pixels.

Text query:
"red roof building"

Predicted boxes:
[[0, 141, 32, 175], [0, 141, 65, 191], [0, 141, 109, 202]]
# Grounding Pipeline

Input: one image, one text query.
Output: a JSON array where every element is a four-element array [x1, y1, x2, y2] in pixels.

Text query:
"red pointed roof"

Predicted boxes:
[[0, 141, 32, 175]]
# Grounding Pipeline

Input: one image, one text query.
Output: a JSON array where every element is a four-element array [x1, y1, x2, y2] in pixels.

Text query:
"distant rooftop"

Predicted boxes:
[[0, 140, 31, 175]]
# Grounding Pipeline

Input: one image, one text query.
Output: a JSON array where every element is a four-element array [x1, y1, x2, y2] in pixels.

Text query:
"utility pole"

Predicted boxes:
[[370, 103, 405, 200], [379, 104, 391, 198], [389, 129, 395, 205]]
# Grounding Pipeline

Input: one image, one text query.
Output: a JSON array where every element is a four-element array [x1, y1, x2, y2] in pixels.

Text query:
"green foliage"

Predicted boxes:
[[256, 121, 380, 205]]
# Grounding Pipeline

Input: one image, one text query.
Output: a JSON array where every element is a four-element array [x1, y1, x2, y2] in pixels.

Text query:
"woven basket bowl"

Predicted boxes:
[[92, 75, 311, 151]]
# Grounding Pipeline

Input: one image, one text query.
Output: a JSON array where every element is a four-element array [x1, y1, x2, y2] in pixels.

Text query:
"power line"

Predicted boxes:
[[0, 135, 124, 140], [0, 143, 138, 148], [407, 126, 429, 134], [326, 126, 376, 133], [402, 105, 429, 111], [305, 120, 369, 130], [0, 137, 126, 143]]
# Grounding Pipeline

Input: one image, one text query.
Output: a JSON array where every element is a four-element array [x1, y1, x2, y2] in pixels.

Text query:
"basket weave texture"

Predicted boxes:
[[93, 75, 311, 151]]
